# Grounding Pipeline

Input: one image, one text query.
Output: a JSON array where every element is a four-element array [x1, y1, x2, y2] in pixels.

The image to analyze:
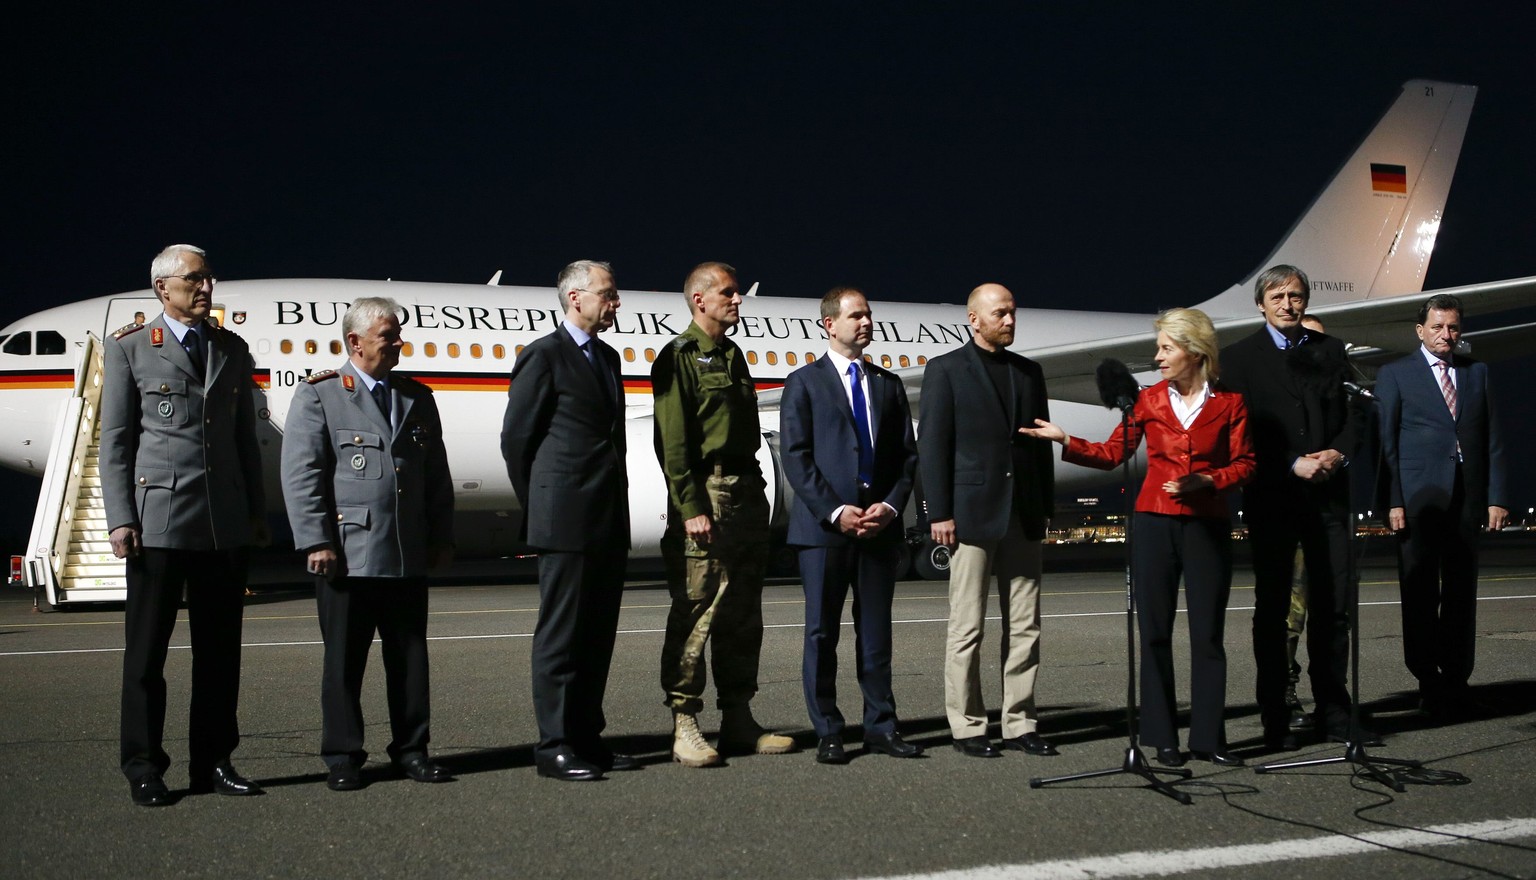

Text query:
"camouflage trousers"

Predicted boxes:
[[660, 470, 769, 714]]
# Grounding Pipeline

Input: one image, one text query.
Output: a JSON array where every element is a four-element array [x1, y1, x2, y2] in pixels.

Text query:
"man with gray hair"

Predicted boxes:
[[102, 244, 267, 806], [502, 260, 633, 781], [281, 296, 455, 791]]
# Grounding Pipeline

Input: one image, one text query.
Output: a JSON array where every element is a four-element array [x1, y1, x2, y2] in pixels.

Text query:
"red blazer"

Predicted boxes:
[[1063, 380, 1255, 519]]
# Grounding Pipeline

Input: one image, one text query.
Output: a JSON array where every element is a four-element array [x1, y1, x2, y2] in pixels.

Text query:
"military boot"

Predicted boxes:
[[672, 713, 720, 768], [718, 705, 794, 755]]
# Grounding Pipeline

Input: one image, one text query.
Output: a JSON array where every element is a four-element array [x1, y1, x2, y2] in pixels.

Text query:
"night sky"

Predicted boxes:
[[5, 5, 1534, 547]]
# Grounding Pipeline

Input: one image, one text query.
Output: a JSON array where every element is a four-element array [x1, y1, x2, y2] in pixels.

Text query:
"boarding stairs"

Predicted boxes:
[[20, 333, 126, 608]]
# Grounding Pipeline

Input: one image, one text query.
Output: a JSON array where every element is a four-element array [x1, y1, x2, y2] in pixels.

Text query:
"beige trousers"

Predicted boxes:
[[944, 515, 1043, 739]]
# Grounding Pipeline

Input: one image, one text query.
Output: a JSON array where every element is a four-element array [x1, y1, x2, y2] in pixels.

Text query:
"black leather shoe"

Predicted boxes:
[[816, 736, 849, 764], [399, 755, 452, 783], [952, 736, 1001, 758], [1191, 749, 1245, 767], [1263, 730, 1301, 751], [327, 763, 364, 792], [1000, 732, 1059, 756], [603, 752, 641, 772], [130, 774, 172, 807], [864, 732, 924, 758], [536, 748, 603, 781], [1154, 747, 1186, 767], [190, 762, 262, 796], [1324, 725, 1384, 747]]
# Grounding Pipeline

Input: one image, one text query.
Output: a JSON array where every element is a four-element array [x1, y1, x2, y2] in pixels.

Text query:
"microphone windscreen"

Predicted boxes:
[[1095, 358, 1139, 410]]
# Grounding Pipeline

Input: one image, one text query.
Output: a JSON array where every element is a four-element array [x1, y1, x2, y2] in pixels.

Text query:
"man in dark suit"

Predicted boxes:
[[781, 287, 922, 765], [281, 296, 456, 791], [101, 244, 266, 806], [918, 283, 1057, 759], [502, 260, 634, 781], [1376, 293, 1508, 718], [1221, 264, 1365, 750]]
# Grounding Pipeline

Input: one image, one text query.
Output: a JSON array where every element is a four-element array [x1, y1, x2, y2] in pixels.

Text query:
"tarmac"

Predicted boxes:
[[2, 535, 1533, 879]]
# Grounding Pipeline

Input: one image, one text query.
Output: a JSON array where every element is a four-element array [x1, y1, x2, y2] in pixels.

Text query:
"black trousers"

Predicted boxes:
[[120, 547, 247, 781], [315, 575, 431, 768], [798, 537, 901, 738], [1248, 500, 1353, 734], [1132, 513, 1232, 752], [531, 546, 627, 762], [1397, 464, 1481, 694]]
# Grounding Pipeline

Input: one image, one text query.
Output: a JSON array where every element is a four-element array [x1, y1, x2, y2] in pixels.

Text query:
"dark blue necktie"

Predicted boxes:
[[185, 327, 206, 377], [849, 362, 874, 485]]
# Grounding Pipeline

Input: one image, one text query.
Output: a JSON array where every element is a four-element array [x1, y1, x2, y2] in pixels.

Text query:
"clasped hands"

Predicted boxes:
[[1292, 449, 1345, 483], [838, 503, 896, 538]]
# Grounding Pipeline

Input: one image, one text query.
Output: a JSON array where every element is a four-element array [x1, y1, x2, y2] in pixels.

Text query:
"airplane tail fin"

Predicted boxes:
[[1197, 79, 1477, 318]]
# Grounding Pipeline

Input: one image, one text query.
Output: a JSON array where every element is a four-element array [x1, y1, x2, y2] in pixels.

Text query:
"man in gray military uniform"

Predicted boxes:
[[101, 243, 267, 806], [280, 296, 455, 791]]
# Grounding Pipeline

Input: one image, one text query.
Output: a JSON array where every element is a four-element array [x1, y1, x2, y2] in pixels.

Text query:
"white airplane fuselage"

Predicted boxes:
[[0, 281, 1142, 555]]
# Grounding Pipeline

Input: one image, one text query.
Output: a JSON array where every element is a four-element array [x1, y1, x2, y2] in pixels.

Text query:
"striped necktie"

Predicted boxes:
[[1437, 360, 1457, 416]]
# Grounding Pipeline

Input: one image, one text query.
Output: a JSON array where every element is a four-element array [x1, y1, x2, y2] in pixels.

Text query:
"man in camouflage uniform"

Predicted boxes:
[[651, 261, 794, 767]]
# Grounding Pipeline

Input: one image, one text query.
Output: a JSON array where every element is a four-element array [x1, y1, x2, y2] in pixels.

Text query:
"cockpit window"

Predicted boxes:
[[2, 332, 30, 355], [37, 331, 66, 355]]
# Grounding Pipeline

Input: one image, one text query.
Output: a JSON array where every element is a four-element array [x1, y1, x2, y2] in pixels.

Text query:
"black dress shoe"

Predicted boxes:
[[536, 748, 603, 781], [327, 763, 364, 792], [130, 774, 172, 807], [399, 755, 453, 783], [864, 732, 924, 758], [190, 762, 263, 796], [816, 736, 849, 765], [952, 736, 1001, 758], [1263, 730, 1301, 751], [999, 732, 1059, 756], [1191, 749, 1245, 767], [1154, 747, 1186, 767], [603, 752, 641, 772]]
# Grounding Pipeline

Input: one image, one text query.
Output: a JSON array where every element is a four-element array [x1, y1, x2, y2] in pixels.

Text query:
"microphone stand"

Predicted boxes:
[[1253, 385, 1421, 790], [1031, 401, 1193, 805]]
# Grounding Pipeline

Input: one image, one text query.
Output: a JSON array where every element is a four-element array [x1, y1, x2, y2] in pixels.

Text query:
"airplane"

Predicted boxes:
[[3, 79, 1533, 607]]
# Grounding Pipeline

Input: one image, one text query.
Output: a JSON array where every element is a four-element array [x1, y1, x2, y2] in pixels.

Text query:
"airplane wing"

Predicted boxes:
[[1022, 275, 1536, 404]]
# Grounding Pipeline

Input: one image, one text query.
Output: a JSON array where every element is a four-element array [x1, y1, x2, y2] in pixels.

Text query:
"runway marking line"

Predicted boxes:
[[3, 594, 1534, 658], [850, 816, 1536, 880]]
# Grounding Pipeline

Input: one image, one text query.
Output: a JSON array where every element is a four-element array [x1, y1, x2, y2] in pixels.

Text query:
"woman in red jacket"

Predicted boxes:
[[1021, 308, 1254, 767]]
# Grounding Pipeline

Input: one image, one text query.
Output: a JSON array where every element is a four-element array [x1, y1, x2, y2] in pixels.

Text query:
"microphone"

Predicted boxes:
[[1095, 358, 1140, 413], [1342, 380, 1375, 400]]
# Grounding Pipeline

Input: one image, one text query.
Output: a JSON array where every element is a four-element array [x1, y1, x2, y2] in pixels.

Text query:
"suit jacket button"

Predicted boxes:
[[137, 476, 147, 485], [336, 513, 345, 522], [354, 435, 363, 443], [1005, 471, 1012, 478], [159, 384, 170, 392]]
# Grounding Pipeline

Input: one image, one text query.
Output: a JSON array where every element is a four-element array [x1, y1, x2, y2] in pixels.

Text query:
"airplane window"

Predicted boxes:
[[746, 351, 758, 365], [806, 353, 816, 363], [899, 355, 910, 367], [305, 340, 318, 355], [470, 344, 483, 358], [765, 351, 777, 365], [786, 352, 797, 366], [515, 344, 525, 356], [863, 355, 872, 364], [280, 340, 293, 354], [37, 331, 66, 355], [880, 354, 892, 368], [330, 341, 342, 355], [402, 342, 414, 357], [644, 348, 656, 362], [624, 348, 636, 362], [493, 344, 506, 359], [3, 332, 30, 355], [917, 356, 927, 365], [447, 343, 461, 358], [423, 343, 437, 357]]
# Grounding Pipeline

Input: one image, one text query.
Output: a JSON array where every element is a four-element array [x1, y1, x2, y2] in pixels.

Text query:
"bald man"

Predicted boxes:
[[918, 284, 1058, 758]]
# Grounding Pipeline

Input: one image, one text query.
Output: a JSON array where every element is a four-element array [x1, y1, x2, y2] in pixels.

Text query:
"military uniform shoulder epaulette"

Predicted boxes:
[[672, 335, 695, 352], [304, 369, 340, 384], [111, 322, 147, 340]]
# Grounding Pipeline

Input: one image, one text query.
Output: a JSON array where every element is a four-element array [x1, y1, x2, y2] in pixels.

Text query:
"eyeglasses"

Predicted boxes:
[[163, 272, 217, 287], [575, 288, 620, 303]]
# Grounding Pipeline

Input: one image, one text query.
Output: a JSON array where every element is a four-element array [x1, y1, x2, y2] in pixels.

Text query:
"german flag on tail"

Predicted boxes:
[[1371, 163, 1408, 193]]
